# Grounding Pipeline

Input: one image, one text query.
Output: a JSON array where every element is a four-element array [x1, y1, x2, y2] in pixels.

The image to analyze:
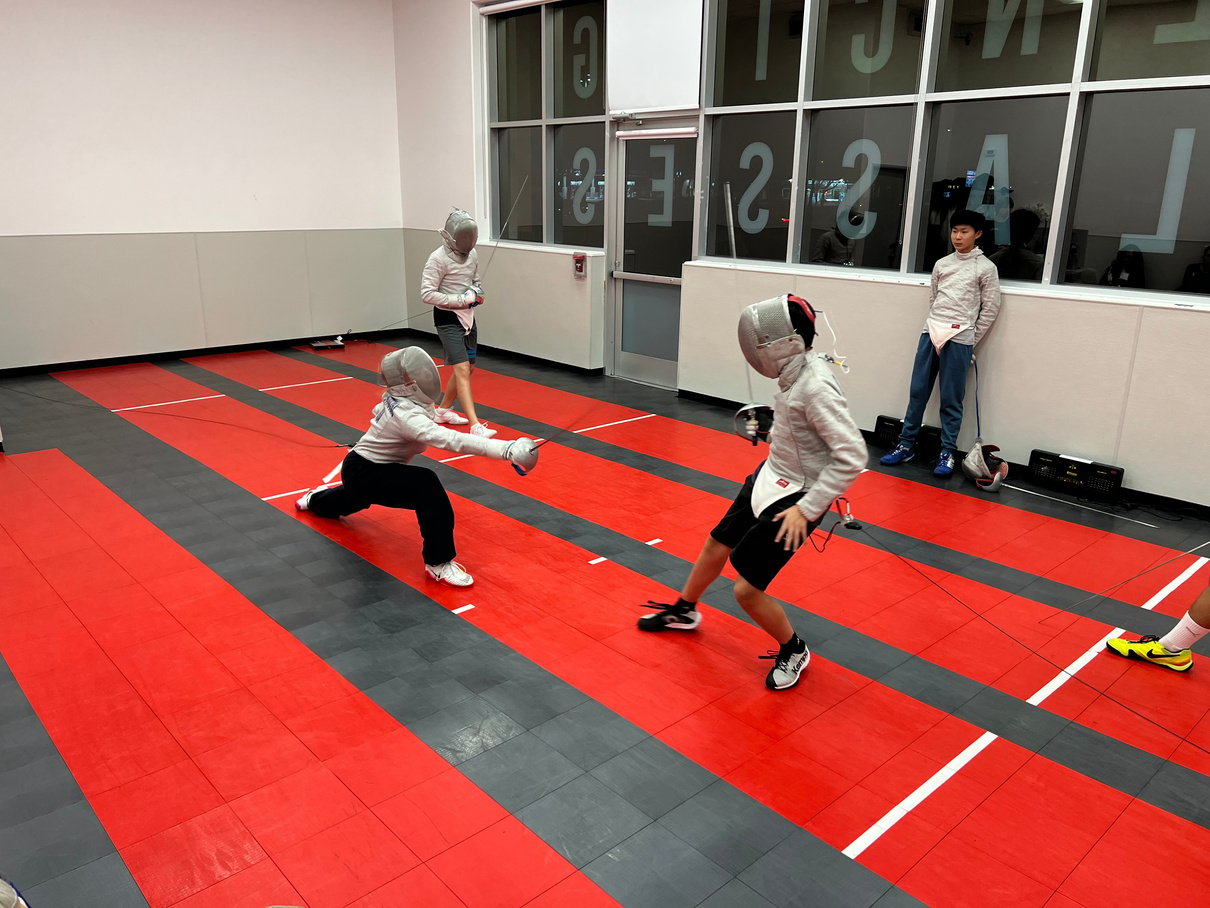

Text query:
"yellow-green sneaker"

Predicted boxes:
[[1105, 635, 1193, 672]]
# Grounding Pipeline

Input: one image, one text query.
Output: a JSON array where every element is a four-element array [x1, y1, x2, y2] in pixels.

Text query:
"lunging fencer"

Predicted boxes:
[[422, 208, 496, 437], [296, 347, 538, 588], [638, 294, 867, 691]]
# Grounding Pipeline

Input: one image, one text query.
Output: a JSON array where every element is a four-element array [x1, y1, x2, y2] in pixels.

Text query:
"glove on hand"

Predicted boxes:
[[505, 438, 539, 473]]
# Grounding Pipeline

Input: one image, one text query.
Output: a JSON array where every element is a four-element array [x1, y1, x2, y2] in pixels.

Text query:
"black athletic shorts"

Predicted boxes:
[[710, 466, 820, 591]]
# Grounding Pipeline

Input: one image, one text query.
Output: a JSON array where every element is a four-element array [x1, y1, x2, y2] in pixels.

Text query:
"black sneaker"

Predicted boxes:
[[637, 601, 701, 632], [760, 638, 810, 690]]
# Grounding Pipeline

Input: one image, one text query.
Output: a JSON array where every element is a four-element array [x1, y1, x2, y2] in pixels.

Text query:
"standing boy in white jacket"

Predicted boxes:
[[421, 209, 497, 438], [881, 209, 1001, 477], [637, 295, 868, 691]]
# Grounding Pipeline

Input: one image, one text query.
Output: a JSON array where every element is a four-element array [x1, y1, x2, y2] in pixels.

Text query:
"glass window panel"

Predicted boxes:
[[800, 106, 913, 270], [812, 0, 926, 100], [621, 137, 696, 277], [496, 127, 543, 242], [1063, 88, 1210, 295], [706, 112, 795, 262], [553, 0, 605, 118], [916, 95, 1066, 277], [934, 0, 1081, 92], [621, 282, 681, 360], [553, 124, 605, 247], [1093, 0, 1210, 81], [494, 9, 542, 122], [712, 0, 804, 106]]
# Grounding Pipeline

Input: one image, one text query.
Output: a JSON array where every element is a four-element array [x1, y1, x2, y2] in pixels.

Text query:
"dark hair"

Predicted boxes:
[[950, 209, 986, 233], [787, 294, 816, 348]]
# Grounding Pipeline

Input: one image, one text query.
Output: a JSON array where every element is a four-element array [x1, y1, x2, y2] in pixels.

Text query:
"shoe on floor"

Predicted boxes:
[[1105, 635, 1193, 672], [295, 490, 315, 511], [470, 422, 497, 438], [761, 638, 810, 690], [637, 601, 701, 631], [425, 560, 475, 587], [934, 450, 956, 477], [434, 406, 470, 425], [880, 444, 915, 466]]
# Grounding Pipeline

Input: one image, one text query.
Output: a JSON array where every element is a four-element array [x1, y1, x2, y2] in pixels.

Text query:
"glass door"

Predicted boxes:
[[610, 126, 698, 388]]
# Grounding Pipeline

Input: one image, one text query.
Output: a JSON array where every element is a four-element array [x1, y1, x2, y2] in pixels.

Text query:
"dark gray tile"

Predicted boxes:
[[24, 853, 149, 908], [431, 640, 547, 693], [479, 675, 589, 729], [408, 696, 526, 764], [460, 732, 584, 812], [660, 780, 797, 875], [1139, 761, 1210, 828], [365, 670, 474, 724], [953, 687, 1067, 753], [591, 737, 715, 819], [532, 701, 648, 770], [0, 754, 86, 828], [876, 658, 982, 715], [871, 886, 930, 907], [0, 800, 115, 888], [516, 774, 652, 866], [698, 879, 777, 908], [0, 714, 53, 772], [740, 829, 894, 908], [583, 823, 732, 908]]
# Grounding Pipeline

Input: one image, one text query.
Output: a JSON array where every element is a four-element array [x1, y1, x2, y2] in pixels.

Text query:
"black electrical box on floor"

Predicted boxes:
[[874, 415, 942, 459], [1028, 450, 1125, 502]]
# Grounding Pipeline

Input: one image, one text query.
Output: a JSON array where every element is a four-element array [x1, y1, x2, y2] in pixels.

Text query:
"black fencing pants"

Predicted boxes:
[[308, 451, 456, 565]]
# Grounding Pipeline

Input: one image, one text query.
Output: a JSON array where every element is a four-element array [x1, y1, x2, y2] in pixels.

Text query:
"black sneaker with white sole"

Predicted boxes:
[[637, 601, 701, 632], [760, 638, 810, 690]]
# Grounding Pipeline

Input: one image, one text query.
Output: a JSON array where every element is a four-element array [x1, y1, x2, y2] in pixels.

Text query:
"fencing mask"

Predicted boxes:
[[440, 209, 478, 260], [962, 440, 1008, 492], [738, 293, 816, 378], [379, 347, 441, 406]]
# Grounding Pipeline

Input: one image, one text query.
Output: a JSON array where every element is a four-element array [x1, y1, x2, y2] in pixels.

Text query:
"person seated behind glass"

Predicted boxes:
[[1100, 246, 1146, 288], [811, 213, 862, 265], [989, 209, 1044, 281], [1177, 244, 1210, 294]]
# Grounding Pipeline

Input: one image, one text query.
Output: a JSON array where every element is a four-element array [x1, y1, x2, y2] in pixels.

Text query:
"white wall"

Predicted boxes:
[[393, 0, 478, 231], [680, 260, 1210, 506], [0, 0, 402, 235]]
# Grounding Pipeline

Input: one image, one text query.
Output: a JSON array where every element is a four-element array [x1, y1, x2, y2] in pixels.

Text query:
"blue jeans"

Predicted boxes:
[[898, 334, 973, 453]]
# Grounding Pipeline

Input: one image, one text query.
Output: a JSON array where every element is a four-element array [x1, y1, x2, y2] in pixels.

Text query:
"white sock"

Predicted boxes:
[[1159, 612, 1210, 652]]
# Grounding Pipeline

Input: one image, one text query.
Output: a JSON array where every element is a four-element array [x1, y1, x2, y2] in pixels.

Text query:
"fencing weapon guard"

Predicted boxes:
[[734, 404, 775, 445], [506, 438, 540, 476], [379, 347, 441, 407]]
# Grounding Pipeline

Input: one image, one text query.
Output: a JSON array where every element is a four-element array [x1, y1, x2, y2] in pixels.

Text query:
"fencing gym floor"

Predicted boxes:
[[1, 335, 1208, 908]]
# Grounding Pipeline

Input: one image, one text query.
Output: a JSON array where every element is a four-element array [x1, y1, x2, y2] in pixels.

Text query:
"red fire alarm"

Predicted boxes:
[[573, 251, 587, 279]]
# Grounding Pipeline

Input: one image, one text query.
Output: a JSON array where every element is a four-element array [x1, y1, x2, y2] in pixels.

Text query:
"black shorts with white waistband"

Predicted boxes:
[[434, 309, 478, 365], [710, 466, 820, 592]]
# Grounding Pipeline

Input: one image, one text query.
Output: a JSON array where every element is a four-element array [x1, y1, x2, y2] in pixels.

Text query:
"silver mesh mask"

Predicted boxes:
[[440, 208, 478, 259], [379, 347, 441, 406], [961, 440, 1008, 492], [737, 294, 806, 378]]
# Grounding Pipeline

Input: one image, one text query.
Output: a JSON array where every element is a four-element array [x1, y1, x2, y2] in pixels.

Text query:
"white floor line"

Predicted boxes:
[[259, 376, 354, 392], [112, 394, 225, 412], [262, 488, 312, 502], [999, 483, 1158, 528], [645, 538, 662, 546], [452, 604, 475, 615], [323, 460, 345, 483], [588, 556, 608, 565], [842, 555, 1207, 860], [439, 454, 474, 463], [573, 413, 656, 434]]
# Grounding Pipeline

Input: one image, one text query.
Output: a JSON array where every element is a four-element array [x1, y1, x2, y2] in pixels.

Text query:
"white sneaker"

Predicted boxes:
[[761, 639, 810, 691], [434, 407, 469, 426], [470, 422, 497, 438], [425, 560, 474, 587], [295, 490, 314, 511]]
